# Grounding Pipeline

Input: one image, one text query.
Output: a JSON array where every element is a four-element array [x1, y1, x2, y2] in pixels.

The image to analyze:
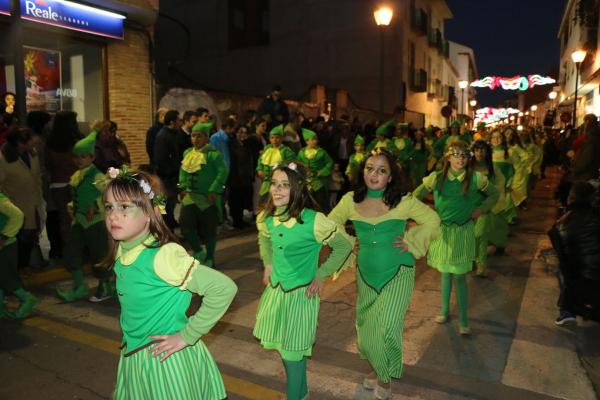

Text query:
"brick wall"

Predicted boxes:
[[106, 27, 153, 167]]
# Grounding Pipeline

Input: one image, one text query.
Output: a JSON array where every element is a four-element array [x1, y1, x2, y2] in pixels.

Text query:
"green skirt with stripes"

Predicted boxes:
[[356, 267, 415, 383], [253, 284, 320, 361], [427, 221, 475, 274], [474, 213, 491, 264], [114, 339, 227, 399]]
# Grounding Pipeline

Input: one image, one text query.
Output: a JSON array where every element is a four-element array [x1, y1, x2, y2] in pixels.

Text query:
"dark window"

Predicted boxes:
[[228, 0, 270, 50]]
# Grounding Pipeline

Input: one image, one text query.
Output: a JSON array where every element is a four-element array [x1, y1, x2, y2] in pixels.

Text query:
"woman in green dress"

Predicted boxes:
[[329, 148, 440, 400], [254, 161, 353, 400]]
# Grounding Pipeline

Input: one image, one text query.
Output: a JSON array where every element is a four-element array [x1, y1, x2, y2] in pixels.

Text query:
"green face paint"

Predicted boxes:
[[104, 202, 141, 218]]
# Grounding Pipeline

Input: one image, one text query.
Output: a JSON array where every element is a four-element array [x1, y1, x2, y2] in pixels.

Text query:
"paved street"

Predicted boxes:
[[1, 168, 599, 400]]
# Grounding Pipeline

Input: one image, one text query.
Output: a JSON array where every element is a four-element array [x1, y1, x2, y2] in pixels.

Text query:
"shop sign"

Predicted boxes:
[[0, 0, 10, 16], [20, 0, 125, 39]]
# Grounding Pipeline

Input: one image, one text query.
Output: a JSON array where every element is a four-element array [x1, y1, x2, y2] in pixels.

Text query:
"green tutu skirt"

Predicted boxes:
[[114, 339, 226, 399], [253, 283, 320, 361], [427, 221, 475, 274]]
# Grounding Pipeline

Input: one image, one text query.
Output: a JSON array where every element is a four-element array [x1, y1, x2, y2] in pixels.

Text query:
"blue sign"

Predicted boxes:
[[20, 0, 125, 39], [0, 0, 10, 16]]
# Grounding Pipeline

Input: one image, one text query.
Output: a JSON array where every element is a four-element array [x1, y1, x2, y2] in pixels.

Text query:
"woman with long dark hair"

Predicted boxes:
[[329, 148, 440, 399]]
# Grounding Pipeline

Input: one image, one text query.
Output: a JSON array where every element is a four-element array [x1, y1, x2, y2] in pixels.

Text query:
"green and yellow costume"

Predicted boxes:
[[178, 141, 228, 267], [328, 191, 439, 383], [297, 129, 333, 212], [254, 207, 352, 399], [414, 169, 498, 328], [490, 146, 515, 246], [256, 126, 296, 196], [113, 233, 237, 399], [0, 192, 37, 318], [409, 139, 429, 188], [508, 144, 531, 207], [345, 136, 366, 185]]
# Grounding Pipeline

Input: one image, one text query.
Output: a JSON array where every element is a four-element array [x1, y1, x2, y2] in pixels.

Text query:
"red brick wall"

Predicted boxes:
[[106, 27, 153, 167]]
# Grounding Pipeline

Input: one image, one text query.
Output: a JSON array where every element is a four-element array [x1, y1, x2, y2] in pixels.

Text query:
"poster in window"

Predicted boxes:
[[23, 46, 61, 113]]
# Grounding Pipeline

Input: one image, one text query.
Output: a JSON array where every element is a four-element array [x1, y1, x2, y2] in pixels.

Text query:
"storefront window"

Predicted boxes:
[[0, 25, 104, 129]]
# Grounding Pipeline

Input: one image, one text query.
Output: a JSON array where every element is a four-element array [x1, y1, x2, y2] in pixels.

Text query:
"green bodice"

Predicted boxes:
[[433, 172, 480, 225]]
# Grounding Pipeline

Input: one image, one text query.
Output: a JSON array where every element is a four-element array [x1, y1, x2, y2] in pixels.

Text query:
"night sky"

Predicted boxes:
[[445, 0, 566, 107]]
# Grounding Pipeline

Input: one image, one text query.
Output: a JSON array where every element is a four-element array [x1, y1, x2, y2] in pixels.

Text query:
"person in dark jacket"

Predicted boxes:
[[94, 120, 130, 173], [152, 110, 181, 229], [256, 85, 289, 131], [177, 110, 198, 159], [145, 107, 168, 166], [228, 125, 255, 228], [549, 181, 600, 326], [571, 115, 600, 182]]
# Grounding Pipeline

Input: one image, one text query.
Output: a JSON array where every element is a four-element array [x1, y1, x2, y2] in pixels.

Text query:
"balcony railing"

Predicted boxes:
[[410, 68, 427, 92], [411, 8, 428, 36]]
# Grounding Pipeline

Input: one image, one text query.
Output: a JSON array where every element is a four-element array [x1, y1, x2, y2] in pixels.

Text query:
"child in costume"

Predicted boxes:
[[505, 127, 530, 213], [409, 128, 429, 189], [521, 131, 543, 205], [297, 128, 333, 212], [471, 141, 506, 277], [104, 169, 237, 400], [433, 120, 472, 163], [489, 129, 515, 253], [256, 124, 296, 200], [254, 161, 353, 400], [391, 123, 415, 170], [424, 126, 438, 172], [414, 141, 498, 335], [366, 120, 395, 153], [346, 135, 367, 186], [0, 192, 37, 318], [329, 148, 439, 400], [56, 131, 113, 302], [178, 123, 228, 267]]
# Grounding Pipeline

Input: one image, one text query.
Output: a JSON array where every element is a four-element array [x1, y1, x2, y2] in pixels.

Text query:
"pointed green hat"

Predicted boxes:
[[302, 128, 317, 141], [73, 130, 98, 155], [269, 124, 284, 136], [354, 135, 365, 145], [192, 121, 214, 133]]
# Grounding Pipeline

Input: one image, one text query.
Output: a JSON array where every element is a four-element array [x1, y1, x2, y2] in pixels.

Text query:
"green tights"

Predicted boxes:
[[440, 272, 469, 327], [282, 357, 308, 400]]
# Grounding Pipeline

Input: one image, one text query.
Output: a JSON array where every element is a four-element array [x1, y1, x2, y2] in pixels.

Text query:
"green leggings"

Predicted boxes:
[[282, 357, 308, 400], [440, 272, 469, 327]]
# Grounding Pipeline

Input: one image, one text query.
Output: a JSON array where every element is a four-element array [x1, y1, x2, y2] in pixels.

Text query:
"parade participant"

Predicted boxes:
[[254, 161, 352, 400], [178, 123, 228, 267], [56, 131, 113, 302], [366, 120, 395, 153], [256, 124, 296, 199], [414, 141, 498, 335], [391, 123, 415, 169], [103, 169, 237, 399], [0, 191, 37, 318], [424, 126, 438, 172], [328, 148, 440, 399], [433, 120, 472, 163], [521, 131, 543, 203], [297, 128, 333, 212], [409, 128, 429, 189], [471, 141, 506, 277], [346, 135, 367, 186], [473, 122, 487, 142], [505, 127, 530, 213], [489, 129, 515, 253]]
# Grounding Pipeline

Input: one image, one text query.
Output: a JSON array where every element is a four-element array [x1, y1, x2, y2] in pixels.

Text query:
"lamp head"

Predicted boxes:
[[458, 80, 469, 89], [571, 50, 586, 64], [548, 91, 557, 100], [374, 7, 393, 26], [531, 105, 538, 111], [469, 99, 477, 107]]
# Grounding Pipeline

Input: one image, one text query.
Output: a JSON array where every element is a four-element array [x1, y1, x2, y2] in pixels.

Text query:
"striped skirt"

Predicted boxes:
[[114, 339, 227, 399], [427, 221, 475, 274], [356, 267, 415, 383], [474, 213, 491, 264], [253, 284, 320, 361]]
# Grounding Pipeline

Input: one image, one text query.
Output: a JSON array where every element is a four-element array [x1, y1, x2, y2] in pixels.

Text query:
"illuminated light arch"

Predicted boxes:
[[470, 75, 556, 91]]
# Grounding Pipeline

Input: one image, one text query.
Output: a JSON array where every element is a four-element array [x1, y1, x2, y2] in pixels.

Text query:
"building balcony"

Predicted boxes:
[[411, 8, 428, 36], [428, 28, 442, 48], [410, 68, 428, 92]]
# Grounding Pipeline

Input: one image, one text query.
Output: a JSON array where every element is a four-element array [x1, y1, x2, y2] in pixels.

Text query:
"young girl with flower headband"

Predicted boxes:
[[103, 168, 237, 399], [56, 131, 113, 302], [254, 161, 353, 400], [329, 148, 440, 399], [414, 141, 499, 335]]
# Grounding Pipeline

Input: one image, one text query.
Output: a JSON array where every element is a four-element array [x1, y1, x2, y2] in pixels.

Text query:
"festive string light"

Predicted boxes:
[[474, 107, 521, 125], [470, 75, 556, 91]]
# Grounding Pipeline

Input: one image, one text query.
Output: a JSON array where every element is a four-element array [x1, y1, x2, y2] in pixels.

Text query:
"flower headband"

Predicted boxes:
[[273, 161, 307, 180], [107, 167, 167, 214]]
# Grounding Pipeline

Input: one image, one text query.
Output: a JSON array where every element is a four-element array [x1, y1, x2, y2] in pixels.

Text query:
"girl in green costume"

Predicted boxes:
[[346, 135, 367, 187], [178, 124, 228, 268], [366, 120, 395, 153], [409, 128, 429, 189], [0, 192, 37, 318], [505, 127, 531, 211], [297, 129, 333, 213], [414, 141, 499, 335], [471, 141, 506, 277], [329, 148, 440, 400], [254, 162, 353, 400], [489, 129, 515, 252], [103, 169, 237, 400]]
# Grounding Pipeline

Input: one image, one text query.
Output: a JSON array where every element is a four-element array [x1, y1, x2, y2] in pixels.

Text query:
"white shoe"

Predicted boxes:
[[435, 315, 448, 324], [374, 384, 391, 400]]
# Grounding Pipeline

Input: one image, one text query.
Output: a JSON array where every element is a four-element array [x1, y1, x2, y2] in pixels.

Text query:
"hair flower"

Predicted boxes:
[[139, 179, 155, 199], [288, 162, 298, 171], [107, 167, 120, 179]]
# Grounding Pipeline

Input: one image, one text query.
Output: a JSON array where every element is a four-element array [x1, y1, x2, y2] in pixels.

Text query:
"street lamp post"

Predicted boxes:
[[374, 7, 393, 116], [571, 50, 587, 126], [458, 80, 469, 116]]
